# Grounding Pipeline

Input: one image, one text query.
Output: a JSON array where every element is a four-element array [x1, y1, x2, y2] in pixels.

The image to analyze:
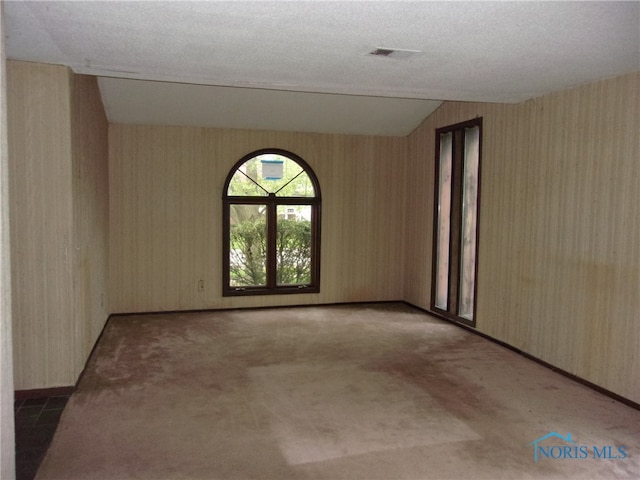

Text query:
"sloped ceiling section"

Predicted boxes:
[[4, 1, 639, 135], [97, 78, 443, 136]]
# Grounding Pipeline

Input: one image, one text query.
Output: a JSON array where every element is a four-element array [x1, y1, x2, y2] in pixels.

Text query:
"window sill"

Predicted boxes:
[[223, 285, 320, 297]]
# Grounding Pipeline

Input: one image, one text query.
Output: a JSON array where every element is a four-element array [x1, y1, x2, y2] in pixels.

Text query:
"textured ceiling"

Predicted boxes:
[[4, 1, 640, 135]]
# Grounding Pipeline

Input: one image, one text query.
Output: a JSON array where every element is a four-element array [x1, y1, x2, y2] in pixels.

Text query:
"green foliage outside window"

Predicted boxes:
[[229, 216, 267, 286], [229, 216, 311, 286], [276, 218, 311, 285]]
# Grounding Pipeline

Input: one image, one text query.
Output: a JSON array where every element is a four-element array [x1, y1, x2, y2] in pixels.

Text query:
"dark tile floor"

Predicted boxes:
[[14, 395, 69, 480]]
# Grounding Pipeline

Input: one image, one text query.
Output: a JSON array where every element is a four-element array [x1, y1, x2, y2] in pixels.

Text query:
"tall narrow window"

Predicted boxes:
[[223, 149, 321, 296], [432, 118, 482, 325]]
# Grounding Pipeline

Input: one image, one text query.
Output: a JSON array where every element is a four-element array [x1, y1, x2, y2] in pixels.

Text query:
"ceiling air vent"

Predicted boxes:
[[370, 48, 395, 57], [368, 47, 421, 59]]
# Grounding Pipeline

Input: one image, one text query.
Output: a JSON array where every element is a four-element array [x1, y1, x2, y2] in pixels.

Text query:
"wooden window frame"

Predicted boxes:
[[222, 149, 321, 297], [431, 118, 482, 326]]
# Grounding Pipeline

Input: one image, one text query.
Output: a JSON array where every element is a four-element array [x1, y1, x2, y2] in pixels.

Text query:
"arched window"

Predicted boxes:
[[223, 149, 321, 296]]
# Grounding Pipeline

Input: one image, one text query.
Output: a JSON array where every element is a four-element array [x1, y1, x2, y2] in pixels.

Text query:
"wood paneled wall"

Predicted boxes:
[[0, 6, 16, 478], [405, 72, 640, 403], [8, 61, 75, 389], [70, 74, 110, 374], [109, 126, 407, 312], [7, 61, 109, 389]]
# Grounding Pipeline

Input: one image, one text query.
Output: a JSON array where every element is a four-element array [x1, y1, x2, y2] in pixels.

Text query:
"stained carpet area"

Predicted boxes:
[[36, 303, 639, 480]]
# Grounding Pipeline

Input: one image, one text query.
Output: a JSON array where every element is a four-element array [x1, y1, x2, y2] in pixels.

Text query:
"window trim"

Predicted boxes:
[[430, 118, 482, 326], [222, 148, 321, 296]]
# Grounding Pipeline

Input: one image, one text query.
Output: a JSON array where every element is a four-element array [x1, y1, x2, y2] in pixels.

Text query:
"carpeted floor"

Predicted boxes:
[[36, 303, 639, 479]]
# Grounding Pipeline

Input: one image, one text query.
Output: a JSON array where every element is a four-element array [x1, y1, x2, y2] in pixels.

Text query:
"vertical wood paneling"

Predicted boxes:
[[8, 62, 109, 390], [109, 126, 407, 312], [404, 117, 433, 303], [8, 61, 75, 389], [405, 72, 640, 403], [70, 74, 109, 379], [0, 6, 16, 477]]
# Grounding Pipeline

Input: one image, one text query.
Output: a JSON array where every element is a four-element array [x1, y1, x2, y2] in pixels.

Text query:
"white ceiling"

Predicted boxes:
[[4, 1, 640, 136]]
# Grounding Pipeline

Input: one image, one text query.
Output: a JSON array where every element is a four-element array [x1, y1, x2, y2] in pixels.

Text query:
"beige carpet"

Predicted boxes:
[[36, 303, 639, 479]]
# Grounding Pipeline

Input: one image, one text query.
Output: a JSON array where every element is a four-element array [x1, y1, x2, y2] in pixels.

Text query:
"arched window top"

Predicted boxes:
[[225, 149, 320, 199]]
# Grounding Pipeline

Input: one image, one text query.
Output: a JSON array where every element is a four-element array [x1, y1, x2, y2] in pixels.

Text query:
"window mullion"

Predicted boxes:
[[448, 130, 464, 315], [266, 196, 278, 289]]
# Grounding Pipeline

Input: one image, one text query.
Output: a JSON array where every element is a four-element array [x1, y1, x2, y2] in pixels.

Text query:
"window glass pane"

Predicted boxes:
[[435, 132, 453, 309], [227, 154, 315, 197], [459, 126, 480, 319], [227, 168, 268, 197], [276, 205, 312, 285], [229, 204, 267, 287], [275, 171, 315, 197]]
